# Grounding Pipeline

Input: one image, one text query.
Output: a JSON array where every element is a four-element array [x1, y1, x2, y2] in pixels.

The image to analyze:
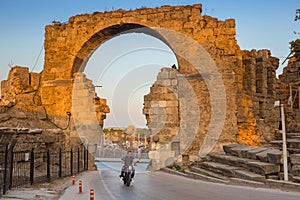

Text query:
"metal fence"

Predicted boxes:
[[96, 148, 149, 159], [0, 142, 89, 196]]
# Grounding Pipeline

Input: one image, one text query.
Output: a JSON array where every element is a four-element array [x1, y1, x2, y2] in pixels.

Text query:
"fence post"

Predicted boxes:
[[77, 147, 80, 173], [3, 144, 8, 195], [9, 144, 14, 190], [70, 148, 73, 176], [86, 148, 89, 170], [30, 148, 34, 185], [83, 147, 85, 171], [59, 148, 62, 177], [47, 149, 51, 182]]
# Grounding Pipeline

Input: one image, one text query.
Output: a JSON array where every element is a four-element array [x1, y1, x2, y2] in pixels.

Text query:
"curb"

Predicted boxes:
[[161, 168, 300, 193]]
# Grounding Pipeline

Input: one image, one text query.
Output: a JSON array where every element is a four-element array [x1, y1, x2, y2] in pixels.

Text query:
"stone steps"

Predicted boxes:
[[223, 144, 282, 163], [270, 139, 300, 149], [195, 159, 266, 182], [235, 169, 265, 182], [288, 132, 300, 136], [223, 145, 257, 158], [189, 143, 300, 184], [287, 148, 300, 154], [292, 176, 300, 183], [189, 166, 229, 180], [270, 139, 300, 183], [289, 153, 300, 182], [246, 147, 268, 159], [276, 132, 300, 140], [209, 153, 253, 168], [209, 153, 280, 175], [199, 161, 242, 177], [247, 161, 280, 175], [256, 149, 281, 162], [290, 136, 300, 140], [290, 154, 300, 164]]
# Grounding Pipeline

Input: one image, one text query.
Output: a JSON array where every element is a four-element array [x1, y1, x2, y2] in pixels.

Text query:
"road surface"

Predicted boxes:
[[59, 161, 300, 200]]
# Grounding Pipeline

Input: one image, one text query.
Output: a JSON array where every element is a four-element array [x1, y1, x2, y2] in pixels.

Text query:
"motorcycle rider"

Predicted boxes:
[[119, 150, 136, 183]]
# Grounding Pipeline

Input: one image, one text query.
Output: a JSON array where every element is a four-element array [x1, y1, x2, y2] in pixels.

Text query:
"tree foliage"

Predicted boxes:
[[289, 39, 300, 59], [283, 9, 300, 64], [295, 9, 300, 21]]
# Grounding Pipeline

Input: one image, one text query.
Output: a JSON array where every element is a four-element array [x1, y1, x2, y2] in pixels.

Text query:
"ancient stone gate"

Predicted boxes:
[[41, 4, 272, 169]]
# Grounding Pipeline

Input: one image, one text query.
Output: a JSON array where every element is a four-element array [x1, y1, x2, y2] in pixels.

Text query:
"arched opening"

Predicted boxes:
[[86, 33, 177, 127], [70, 23, 178, 162], [71, 23, 174, 75]]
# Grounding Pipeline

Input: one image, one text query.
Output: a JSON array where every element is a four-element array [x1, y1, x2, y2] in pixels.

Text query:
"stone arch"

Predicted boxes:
[[41, 4, 241, 166], [71, 23, 175, 76]]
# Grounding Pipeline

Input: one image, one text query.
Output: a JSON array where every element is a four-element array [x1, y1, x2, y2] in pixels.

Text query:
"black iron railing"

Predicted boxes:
[[0, 143, 89, 196]]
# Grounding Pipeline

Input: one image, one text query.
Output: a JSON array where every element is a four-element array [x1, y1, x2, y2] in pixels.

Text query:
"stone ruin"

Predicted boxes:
[[0, 66, 109, 154], [0, 4, 299, 171]]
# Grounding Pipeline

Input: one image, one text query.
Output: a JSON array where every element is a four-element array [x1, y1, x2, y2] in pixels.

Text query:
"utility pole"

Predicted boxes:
[[281, 104, 288, 181], [274, 101, 288, 181]]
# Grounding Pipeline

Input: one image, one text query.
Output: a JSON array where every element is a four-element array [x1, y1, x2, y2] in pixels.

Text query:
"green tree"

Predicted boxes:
[[282, 39, 300, 64], [295, 9, 300, 21], [290, 39, 300, 56], [282, 9, 300, 64]]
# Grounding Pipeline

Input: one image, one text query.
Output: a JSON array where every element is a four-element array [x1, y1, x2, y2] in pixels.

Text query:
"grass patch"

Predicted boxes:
[[173, 164, 185, 173]]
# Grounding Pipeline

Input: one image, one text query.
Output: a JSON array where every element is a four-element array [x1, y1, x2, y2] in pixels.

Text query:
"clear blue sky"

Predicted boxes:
[[0, 0, 299, 128]]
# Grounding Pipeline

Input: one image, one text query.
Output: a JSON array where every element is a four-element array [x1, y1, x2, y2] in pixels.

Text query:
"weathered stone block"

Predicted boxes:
[[239, 146, 258, 158], [291, 165, 300, 176], [267, 151, 283, 164], [223, 144, 240, 154], [165, 107, 178, 115], [209, 153, 249, 168], [160, 79, 171, 87], [171, 79, 178, 86], [247, 161, 280, 175], [223, 144, 250, 157], [0, 113, 10, 122], [235, 170, 265, 182], [288, 139, 300, 149], [169, 71, 177, 79], [158, 71, 169, 79], [166, 101, 178, 107], [200, 161, 242, 177], [158, 101, 167, 107], [246, 147, 268, 159], [256, 149, 278, 162], [10, 110, 27, 119], [290, 154, 300, 165]]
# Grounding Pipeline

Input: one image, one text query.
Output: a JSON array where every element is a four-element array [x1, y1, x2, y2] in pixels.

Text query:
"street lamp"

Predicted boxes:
[[274, 100, 288, 181]]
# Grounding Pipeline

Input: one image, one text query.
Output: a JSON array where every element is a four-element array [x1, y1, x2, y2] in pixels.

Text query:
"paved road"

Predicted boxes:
[[59, 162, 300, 200]]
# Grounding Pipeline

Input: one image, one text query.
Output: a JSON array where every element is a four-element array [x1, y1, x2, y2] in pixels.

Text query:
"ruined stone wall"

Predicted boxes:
[[278, 60, 300, 132], [0, 66, 50, 128], [0, 67, 109, 156], [144, 48, 284, 162], [1, 66, 40, 106], [238, 50, 280, 145], [144, 63, 237, 162], [143, 68, 179, 150]]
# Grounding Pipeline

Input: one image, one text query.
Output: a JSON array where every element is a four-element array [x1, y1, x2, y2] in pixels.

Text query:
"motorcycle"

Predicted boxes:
[[123, 165, 134, 186]]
